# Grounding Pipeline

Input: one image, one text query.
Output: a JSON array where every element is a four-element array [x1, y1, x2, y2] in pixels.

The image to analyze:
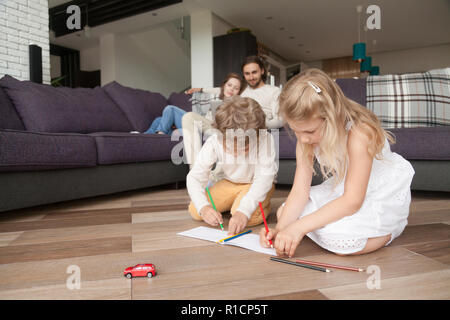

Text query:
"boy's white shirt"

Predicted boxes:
[[186, 133, 278, 219], [202, 85, 284, 129]]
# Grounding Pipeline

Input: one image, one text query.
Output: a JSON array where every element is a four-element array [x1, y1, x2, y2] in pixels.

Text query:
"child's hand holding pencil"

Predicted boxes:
[[199, 205, 224, 229], [259, 227, 278, 248], [204, 187, 224, 230]]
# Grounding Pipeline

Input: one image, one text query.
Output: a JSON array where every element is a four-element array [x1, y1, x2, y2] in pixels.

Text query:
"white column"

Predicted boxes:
[[99, 33, 116, 86], [190, 10, 213, 88]]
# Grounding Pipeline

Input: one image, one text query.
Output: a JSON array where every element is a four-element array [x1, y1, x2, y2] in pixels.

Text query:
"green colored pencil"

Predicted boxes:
[[206, 187, 224, 230]]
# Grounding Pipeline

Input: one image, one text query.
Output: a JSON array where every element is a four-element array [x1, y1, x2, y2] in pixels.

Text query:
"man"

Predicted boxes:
[[182, 55, 284, 166], [239, 55, 284, 129]]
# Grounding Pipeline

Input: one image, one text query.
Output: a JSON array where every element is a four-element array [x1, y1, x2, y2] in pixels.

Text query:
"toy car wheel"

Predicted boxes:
[[147, 272, 153, 278], [125, 273, 132, 279]]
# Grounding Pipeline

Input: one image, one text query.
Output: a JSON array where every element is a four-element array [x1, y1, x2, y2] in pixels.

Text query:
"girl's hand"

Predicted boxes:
[[274, 222, 305, 257], [228, 211, 248, 235], [259, 227, 278, 248], [199, 205, 223, 227]]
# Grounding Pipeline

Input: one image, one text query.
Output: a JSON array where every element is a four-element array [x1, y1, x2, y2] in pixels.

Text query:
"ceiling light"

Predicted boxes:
[[360, 56, 372, 72], [370, 66, 380, 75], [352, 5, 366, 62]]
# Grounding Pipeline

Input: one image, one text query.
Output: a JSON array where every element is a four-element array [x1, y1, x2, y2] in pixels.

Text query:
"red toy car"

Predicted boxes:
[[124, 264, 157, 279]]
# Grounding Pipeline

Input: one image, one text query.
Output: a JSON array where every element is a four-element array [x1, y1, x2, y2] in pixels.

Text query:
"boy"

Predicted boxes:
[[186, 96, 278, 235]]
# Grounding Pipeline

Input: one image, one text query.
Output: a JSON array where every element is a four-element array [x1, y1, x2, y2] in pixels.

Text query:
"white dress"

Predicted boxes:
[[290, 123, 415, 254]]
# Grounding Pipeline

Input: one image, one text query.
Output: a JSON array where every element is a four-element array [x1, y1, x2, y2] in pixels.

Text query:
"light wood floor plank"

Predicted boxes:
[[131, 245, 447, 300], [0, 232, 23, 247], [0, 278, 131, 300], [0, 237, 131, 264], [404, 240, 450, 265], [319, 269, 450, 300], [390, 223, 450, 247], [10, 223, 132, 247], [0, 186, 448, 300]]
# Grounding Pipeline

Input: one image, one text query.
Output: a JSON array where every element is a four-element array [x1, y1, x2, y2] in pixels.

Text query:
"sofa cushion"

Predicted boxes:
[[277, 127, 296, 159], [103, 81, 168, 133], [277, 126, 450, 161], [366, 67, 450, 128], [389, 127, 450, 160], [0, 87, 25, 130], [167, 92, 192, 112], [89, 132, 183, 165], [0, 75, 133, 133], [336, 78, 366, 106], [0, 130, 97, 172]]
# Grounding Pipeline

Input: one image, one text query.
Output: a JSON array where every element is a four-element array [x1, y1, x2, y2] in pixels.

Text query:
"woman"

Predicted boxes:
[[144, 73, 244, 135], [181, 73, 245, 165]]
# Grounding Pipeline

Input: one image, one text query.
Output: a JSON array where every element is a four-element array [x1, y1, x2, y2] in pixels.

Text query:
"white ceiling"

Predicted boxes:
[[48, 0, 450, 63]]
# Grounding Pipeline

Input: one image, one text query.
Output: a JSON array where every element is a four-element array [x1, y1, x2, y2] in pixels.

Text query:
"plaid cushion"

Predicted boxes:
[[190, 92, 222, 121], [366, 67, 450, 128]]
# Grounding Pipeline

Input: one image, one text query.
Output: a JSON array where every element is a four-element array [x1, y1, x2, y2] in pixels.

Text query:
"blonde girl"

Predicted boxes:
[[260, 68, 414, 256]]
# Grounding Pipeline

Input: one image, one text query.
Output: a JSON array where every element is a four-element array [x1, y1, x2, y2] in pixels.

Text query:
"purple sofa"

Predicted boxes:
[[0, 75, 448, 212], [0, 75, 190, 212]]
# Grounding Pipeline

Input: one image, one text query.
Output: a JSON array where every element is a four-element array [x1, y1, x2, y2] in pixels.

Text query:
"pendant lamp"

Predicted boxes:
[[360, 56, 372, 72], [352, 6, 366, 62], [370, 66, 380, 75]]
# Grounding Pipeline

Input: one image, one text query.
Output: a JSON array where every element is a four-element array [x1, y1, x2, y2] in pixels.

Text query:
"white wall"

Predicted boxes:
[[370, 43, 450, 75], [0, 0, 50, 83], [212, 13, 234, 37], [305, 43, 450, 75], [99, 33, 116, 86], [98, 20, 191, 97]]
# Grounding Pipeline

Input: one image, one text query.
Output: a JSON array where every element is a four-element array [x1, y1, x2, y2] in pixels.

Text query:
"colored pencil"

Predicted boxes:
[[217, 229, 252, 243], [206, 187, 224, 230], [270, 257, 331, 273], [294, 258, 365, 272], [259, 202, 273, 248]]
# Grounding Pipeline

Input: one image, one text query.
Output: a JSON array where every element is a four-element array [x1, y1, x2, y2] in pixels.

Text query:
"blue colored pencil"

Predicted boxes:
[[219, 229, 252, 243]]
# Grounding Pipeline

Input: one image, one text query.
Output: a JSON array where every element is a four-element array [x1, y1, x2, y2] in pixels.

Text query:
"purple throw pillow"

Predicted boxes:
[[0, 75, 133, 133], [103, 81, 168, 133], [167, 92, 192, 112], [335, 78, 367, 106], [0, 86, 25, 130]]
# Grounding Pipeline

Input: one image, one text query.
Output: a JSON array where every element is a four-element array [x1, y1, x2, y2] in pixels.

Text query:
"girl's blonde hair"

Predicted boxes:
[[279, 68, 394, 184]]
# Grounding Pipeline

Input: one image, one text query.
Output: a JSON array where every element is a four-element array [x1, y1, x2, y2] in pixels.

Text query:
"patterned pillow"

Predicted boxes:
[[366, 68, 450, 128]]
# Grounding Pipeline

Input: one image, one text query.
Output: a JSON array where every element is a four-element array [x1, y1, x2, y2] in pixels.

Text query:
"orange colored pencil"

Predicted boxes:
[[294, 258, 365, 272], [259, 202, 273, 248]]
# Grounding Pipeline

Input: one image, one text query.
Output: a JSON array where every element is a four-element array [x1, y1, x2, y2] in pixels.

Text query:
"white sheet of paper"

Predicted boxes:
[[177, 226, 276, 255]]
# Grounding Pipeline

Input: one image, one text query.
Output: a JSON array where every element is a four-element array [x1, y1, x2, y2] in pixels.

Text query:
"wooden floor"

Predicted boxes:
[[0, 184, 449, 300]]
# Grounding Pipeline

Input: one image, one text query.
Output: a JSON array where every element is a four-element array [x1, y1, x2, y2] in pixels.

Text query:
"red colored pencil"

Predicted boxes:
[[294, 258, 365, 272], [259, 202, 273, 248]]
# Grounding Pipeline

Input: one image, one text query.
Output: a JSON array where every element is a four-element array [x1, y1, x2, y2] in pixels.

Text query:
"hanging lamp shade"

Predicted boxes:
[[352, 42, 366, 61], [370, 66, 380, 75], [360, 56, 372, 72]]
